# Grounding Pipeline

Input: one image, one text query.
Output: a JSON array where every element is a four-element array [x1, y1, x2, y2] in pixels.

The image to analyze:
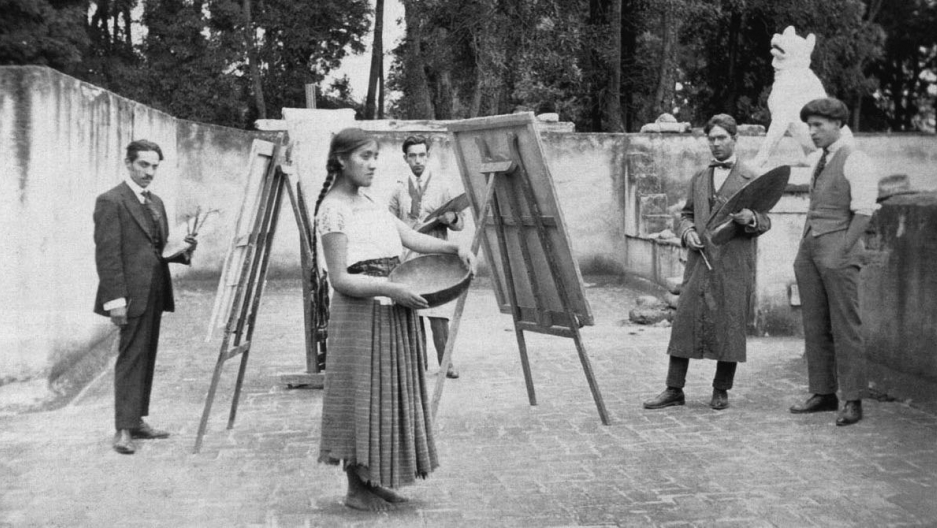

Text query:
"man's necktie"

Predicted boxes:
[[811, 148, 829, 190], [141, 190, 161, 223], [408, 178, 422, 219], [709, 160, 733, 169]]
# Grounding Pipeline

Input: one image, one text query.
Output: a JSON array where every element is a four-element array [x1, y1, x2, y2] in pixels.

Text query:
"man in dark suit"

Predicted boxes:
[[94, 139, 196, 455], [643, 114, 771, 411]]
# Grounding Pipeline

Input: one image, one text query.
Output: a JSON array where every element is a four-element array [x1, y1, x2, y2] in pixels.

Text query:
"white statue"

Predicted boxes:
[[752, 26, 844, 168]]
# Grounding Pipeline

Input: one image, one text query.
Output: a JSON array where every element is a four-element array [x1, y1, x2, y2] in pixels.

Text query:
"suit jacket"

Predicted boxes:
[[93, 182, 177, 318]]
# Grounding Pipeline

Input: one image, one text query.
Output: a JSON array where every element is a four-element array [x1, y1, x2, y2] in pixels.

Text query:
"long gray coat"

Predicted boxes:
[[667, 161, 771, 362]]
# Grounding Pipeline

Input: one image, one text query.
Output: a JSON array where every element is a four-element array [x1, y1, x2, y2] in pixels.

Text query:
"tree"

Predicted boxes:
[[135, 0, 246, 127], [866, 0, 937, 131], [393, 0, 436, 119], [679, 0, 884, 128], [0, 0, 88, 73], [83, 0, 140, 93], [248, 0, 370, 124]]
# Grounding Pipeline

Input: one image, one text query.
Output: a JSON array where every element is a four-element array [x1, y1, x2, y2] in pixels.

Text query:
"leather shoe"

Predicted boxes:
[[131, 420, 170, 440], [113, 429, 135, 455], [835, 400, 863, 426], [446, 365, 460, 379], [643, 388, 685, 409], [710, 388, 729, 410], [789, 393, 838, 414]]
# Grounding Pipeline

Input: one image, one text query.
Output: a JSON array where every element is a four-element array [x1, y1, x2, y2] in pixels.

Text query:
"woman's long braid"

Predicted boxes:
[[310, 160, 339, 370], [311, 160, 339, 276]]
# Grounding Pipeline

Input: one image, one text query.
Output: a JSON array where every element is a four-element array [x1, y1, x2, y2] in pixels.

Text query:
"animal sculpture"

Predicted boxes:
[[752, 26, 835, 167]]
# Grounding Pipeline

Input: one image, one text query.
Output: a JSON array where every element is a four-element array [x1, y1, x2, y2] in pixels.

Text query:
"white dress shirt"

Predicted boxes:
[[809, 135, 880, 217], [711, 154, 737, 192]]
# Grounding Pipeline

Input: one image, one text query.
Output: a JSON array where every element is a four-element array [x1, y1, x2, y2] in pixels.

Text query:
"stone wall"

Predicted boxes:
[[862, 193, 937, 414], [0, 66, 272, 408]]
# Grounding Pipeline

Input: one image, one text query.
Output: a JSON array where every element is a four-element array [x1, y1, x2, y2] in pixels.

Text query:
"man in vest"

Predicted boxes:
[[790, 98, 878, 426]]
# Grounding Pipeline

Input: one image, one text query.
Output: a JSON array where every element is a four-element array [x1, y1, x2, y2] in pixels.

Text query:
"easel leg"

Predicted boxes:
[[194, 353, 227, 453], [431, 288, 468, 420], [513, 328, 537, 406], [490, 184, 538, 407], [227, 350, 250, 429], [570, 328, 610, 425]]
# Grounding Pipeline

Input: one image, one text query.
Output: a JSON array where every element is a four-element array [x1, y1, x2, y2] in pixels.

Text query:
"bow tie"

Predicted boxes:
[[709, 160, 733, 169]]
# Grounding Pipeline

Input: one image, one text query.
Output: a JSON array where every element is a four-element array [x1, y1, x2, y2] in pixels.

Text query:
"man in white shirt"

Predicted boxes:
[[93, 140, 196, 454], [388, 136, 465, 378], [790, 97, 879, 426]]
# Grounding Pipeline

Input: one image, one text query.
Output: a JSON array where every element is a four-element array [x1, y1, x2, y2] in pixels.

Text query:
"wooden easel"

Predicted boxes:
[[193, 141, 326, 453], [433, 126, 610, 425]]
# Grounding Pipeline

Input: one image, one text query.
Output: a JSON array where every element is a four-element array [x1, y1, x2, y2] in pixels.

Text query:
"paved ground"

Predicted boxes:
[[2, 277, 936, 527]]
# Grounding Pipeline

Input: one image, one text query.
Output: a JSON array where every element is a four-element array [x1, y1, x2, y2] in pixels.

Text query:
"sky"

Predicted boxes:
[[324, 0, 406, 103]]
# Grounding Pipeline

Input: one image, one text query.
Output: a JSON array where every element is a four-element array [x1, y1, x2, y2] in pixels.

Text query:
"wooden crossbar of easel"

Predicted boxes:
[[433, 132, 610, 425]]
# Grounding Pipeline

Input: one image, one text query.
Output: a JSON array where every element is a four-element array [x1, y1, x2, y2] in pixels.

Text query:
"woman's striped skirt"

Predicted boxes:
[[318, 291, 438, 488]]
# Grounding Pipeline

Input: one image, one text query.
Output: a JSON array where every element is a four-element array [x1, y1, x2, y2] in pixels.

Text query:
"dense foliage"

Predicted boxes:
[[0, 0, 369, 128], [389, 0, 934, 132], [0, 0, 933, 131]]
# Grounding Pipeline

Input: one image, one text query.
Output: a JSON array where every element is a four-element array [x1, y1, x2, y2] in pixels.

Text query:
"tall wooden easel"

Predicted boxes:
[[193, 140, 326, 453], [434, 114, 610, 425]]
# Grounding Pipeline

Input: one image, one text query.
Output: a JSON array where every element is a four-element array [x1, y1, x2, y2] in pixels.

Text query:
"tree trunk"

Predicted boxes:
[[402, 0, 434, 119], [621, 0, 638, 131], [724, 9, 743, 116], [243, 0, 266, 120], [378, 68, 385, 119], [365, 0, 384, 119], [605, 0, 624, 131], [653, 1, 677, 117], [587, 0, 608, 131]]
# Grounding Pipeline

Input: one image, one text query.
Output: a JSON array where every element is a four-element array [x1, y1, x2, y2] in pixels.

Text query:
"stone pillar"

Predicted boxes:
[[861, 192, 937, 414]]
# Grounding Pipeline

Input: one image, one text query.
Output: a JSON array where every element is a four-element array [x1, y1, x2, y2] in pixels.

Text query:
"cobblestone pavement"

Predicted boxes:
[[2, 278, 936, 527]]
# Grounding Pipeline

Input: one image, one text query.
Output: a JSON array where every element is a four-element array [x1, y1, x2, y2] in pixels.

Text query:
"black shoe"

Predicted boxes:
[[446, 365, 460, 379], [131, 420, 170, 440], [113, 429, 135, 455], [643, 388, 685, 409], [835, 400, 863, 426], [790, 394, 839, 414], [710, 388, 729, 410]]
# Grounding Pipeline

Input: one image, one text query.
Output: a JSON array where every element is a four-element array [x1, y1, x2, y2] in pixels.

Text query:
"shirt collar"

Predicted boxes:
[[826, 131, 854, 155], [124, 176, 148, 200], [409, 167, 432, 187]]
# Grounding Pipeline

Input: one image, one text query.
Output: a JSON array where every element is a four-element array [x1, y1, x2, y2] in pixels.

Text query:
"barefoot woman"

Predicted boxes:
[[314, 128, 474, 511]]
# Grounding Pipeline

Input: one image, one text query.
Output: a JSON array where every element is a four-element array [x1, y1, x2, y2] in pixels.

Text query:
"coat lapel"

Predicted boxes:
[[705, 163, 754, 224], [118, 182, 156, 243]]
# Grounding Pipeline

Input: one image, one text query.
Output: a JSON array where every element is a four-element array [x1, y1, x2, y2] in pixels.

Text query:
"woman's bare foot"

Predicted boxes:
[[344, 467, 396, 512], [345, 489, 394, 512], [369, 485, 408, 503]]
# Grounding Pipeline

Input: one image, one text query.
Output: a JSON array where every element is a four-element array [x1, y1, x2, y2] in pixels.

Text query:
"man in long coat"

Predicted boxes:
[[93, 139, 195, 454], [644, 114, 771, 411]]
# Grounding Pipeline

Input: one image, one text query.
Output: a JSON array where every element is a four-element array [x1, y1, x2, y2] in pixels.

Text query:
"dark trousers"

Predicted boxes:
[[793, 230, 866, 401], [114, 273, 165, 430], [666, 356, 737, 391]]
